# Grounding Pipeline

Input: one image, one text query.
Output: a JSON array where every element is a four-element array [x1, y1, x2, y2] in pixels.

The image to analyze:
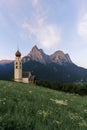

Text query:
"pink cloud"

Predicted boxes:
[[32, 0, 40, 6]]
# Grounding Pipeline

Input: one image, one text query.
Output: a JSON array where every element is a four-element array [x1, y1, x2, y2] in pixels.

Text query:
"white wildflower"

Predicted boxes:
[[3, 102, 6, 105], [28, 91, 32, 93], [68, 112, 83, 120], [84, 109, 87, 113], [53, 120, 61, 125], [38, 110, 51, 118], [3, 98, 6, 101], [78, 120, 87, 127], [50, 98, 67, 105], [0, 98, 6, 102]]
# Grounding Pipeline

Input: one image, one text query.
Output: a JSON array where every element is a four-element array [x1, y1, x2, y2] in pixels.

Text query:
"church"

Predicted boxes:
[[14, 50, 36, 84]]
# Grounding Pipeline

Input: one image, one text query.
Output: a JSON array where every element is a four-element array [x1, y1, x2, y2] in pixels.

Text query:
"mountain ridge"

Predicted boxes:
[[22, 45, 72, 65], [0, 60, 13, 65]]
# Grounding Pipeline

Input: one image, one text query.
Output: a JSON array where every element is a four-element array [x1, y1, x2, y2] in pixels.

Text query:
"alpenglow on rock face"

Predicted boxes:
[[27, 45, 51, 64], [22, 45, 72, 65], [50, 51, 72, 64]]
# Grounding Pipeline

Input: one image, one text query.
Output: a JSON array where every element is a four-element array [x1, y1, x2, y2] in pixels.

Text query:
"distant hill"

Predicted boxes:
[[22, 60, 87, 82], [0, 62, 14, 80], [0, 45, 87, 82], [0, 60, 13, 64]]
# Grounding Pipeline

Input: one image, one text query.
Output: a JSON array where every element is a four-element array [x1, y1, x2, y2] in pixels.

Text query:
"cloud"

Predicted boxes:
[[22, 21, 60, 50], [36, 24, 60, 49], [21, 0, 61, 50], [77, 13, 87, 39], [32, 0, 40, 6], [0, 0, 19, 8], [77, 0, 87, 41]]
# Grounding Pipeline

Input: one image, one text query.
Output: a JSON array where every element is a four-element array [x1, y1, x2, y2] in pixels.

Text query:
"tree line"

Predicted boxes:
[[36, 80, 87, 96]]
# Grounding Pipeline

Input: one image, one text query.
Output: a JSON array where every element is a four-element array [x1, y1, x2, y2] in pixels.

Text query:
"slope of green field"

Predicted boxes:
[[0, 81, 87, 130]]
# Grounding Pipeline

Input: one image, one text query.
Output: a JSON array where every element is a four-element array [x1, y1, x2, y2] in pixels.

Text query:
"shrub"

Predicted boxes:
[[37, 80, 87, 95]]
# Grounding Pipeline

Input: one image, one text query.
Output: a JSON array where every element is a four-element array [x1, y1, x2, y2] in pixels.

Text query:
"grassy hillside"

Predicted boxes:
[[0, 81, 87, 130]]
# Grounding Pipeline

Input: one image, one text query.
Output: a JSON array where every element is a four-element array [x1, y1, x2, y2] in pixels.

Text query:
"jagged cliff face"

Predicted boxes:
[[22, 45, 72, 65], [50, 51, 72, 64], [27, 45, 51, 64]]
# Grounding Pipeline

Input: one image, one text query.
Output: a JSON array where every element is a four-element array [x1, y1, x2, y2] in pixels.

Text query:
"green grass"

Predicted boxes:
[[0, 81, 87, 130]]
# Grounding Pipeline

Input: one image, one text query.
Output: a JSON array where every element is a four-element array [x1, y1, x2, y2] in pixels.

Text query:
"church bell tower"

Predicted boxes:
[[14, 50, 22, 82]]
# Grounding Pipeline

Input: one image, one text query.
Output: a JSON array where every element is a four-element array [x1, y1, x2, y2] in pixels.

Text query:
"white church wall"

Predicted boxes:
[[22, 78, 29, 83]]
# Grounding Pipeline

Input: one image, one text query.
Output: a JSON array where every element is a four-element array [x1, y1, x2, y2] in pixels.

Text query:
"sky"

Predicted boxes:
[[0, 0, 87, 68]]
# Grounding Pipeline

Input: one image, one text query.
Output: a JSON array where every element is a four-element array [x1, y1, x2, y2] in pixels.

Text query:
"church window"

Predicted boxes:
[[16, 62, 18, 65], [16, 66, 18, 69]]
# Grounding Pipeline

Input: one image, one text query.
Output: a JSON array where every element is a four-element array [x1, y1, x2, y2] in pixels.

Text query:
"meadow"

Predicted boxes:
[[0, 81, 87, 130]]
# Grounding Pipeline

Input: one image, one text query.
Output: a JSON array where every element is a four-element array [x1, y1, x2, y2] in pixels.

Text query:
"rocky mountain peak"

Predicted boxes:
[[31, 45, 38, 52], [50, 50, 72, 64], [26, 45, 50, 64], [23, 45, 72, 65], [52, 50, 65, 56], [30, 45, 44, 55]]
